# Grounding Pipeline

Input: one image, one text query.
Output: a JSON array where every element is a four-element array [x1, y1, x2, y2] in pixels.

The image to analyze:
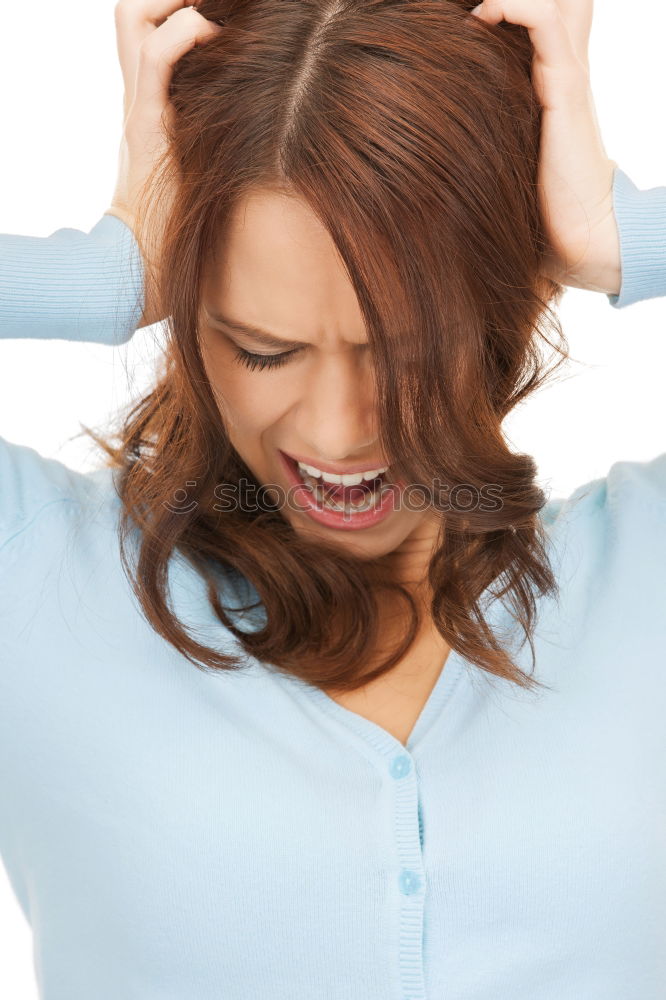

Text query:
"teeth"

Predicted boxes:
[[315, 483, 386, 514], [302, 463, 325, 479], [297, 461, 388, 486]]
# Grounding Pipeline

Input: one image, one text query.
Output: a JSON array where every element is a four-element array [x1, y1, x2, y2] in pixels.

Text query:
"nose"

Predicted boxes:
[[297, 351, 378, 462]]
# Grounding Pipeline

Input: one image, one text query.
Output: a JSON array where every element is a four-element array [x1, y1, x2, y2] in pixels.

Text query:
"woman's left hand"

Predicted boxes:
[[471, 0, 621, 296]]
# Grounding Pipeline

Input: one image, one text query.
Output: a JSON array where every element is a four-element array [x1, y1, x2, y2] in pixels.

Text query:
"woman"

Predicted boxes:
[[1, 0, 664, 996]]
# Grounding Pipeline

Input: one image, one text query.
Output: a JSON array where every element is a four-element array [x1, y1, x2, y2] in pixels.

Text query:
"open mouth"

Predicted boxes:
[[301, 468, 385, 512], [278, 450, 398, 526]]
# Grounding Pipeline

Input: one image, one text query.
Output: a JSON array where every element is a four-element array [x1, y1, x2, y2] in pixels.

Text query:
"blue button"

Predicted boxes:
[[390, 754, 412, 779], [398, 868, 422, 895]]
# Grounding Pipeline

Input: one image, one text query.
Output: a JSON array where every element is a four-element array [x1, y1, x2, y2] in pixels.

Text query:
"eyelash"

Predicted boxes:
[[233, 347, 300, 372]]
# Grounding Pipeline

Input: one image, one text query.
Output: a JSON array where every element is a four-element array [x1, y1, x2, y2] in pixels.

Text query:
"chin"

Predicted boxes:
[[290, 511, 410, 557]]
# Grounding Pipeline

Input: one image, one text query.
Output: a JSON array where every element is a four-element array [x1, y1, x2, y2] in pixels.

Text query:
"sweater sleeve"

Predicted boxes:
[[0, 212, 145, 550], [539, 165, 666, 527], [0, 212, 144, 345], [607, 166, 666, 309]]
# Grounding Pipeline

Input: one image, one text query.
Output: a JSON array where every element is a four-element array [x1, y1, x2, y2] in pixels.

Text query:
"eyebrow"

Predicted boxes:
[[205, 311, 307, 351]]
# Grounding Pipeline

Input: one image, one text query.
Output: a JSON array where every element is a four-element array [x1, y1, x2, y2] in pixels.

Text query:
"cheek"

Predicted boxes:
[[213, 372, 291, 437], [200, 336, 295, 436]]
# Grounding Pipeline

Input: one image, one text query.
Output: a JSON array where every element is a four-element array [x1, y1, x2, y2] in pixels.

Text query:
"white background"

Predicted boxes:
[[1, 0, 665, 994]]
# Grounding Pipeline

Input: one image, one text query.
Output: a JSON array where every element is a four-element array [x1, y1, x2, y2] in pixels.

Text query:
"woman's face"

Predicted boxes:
[[199, 187, 438, 566]]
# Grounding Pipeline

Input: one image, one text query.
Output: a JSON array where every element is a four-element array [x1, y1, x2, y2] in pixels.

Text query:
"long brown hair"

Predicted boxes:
[[83, 0, 569, 694]]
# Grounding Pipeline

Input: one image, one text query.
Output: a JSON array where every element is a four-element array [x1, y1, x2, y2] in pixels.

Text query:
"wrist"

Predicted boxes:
[[562, 198, 622, 296]]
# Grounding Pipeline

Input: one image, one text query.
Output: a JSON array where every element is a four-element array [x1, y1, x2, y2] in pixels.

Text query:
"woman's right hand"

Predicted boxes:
[[106, 1, 222, 328]]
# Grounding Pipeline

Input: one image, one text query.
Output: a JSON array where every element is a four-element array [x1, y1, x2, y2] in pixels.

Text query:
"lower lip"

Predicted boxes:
[[278, 451, 402, 531]]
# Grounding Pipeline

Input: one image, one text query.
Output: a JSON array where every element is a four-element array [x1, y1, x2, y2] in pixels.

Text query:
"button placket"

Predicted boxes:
[[389, 750, 427, 1000]]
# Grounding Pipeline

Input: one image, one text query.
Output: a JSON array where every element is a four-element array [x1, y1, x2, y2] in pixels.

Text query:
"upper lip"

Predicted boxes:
[[280, 449, 390, 476]]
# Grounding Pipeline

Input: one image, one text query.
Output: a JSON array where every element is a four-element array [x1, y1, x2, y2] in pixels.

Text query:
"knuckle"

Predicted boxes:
[[114, 0, 146, 26], [542, 0, 560, 21], [114, 0, 132, 20], [169, 5, 202, 20]]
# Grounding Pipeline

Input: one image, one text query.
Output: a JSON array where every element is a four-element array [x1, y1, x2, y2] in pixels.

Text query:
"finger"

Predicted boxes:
[[471, 0, 579, 68], [115, 1, 221, 114], [115, 0, 193, 104]]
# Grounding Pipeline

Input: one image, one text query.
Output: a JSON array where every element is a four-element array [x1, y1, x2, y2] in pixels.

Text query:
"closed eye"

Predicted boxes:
[[232, 346, 302, 372]]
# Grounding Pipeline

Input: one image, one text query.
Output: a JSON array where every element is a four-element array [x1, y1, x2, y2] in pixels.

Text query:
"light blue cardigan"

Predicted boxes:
[[0, 167, 665, 1000]]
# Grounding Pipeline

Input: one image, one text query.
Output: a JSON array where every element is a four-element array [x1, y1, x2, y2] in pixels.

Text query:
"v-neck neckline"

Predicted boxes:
[[284, 645, 468, 757], [269, 585, 515, 757]]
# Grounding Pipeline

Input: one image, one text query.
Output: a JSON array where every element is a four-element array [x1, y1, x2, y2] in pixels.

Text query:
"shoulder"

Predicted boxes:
[[0, 436, 84, 540], [538, 452, 666, 595], [540, 452, 666, 533], [0, 435, 121, 566]]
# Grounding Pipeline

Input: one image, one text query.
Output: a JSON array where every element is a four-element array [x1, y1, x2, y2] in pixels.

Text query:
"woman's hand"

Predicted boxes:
[[106, 0, 222, 327], [471, 0, 621, 296]]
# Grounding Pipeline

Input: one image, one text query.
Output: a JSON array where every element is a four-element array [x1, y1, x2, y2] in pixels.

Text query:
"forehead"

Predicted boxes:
[[206, 188, 367, 346]]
